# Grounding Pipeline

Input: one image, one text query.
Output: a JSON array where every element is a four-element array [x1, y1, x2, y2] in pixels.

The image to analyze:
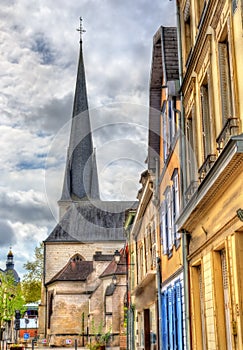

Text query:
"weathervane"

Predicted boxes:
[[77, 17, 86, 42]]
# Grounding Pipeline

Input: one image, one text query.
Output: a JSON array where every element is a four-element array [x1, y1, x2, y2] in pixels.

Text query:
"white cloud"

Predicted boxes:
[[0, 0, 176, 278]]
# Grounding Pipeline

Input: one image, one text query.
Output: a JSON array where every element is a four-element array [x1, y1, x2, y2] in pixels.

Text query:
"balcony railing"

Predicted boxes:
[[198, 154, 217, 182], [216, 117, 239, 153], [185, 180, 198, 202]]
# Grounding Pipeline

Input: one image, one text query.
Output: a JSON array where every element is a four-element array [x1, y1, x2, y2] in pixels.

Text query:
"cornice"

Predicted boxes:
[[177, 135, 243, 231]]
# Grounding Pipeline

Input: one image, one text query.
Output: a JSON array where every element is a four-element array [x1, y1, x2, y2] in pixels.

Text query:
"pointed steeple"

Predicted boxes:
[[59, 19, 99, 209]]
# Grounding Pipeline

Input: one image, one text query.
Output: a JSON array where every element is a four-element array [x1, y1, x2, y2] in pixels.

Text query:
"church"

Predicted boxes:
[[38, 22, 136, 349]]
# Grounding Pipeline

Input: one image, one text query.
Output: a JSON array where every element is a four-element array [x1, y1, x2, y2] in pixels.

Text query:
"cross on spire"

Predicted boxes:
[[77, 17, 86, 42]]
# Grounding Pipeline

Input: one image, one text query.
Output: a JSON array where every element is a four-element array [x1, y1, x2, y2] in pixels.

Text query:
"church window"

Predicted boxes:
[[71, 254, 84, 262], [105, 295, 113, 314]]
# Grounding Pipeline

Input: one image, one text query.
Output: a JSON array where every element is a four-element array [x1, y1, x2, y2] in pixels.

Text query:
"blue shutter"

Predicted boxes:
[[161, 291, 168, 349], [168, 288, 173, 349], [172, 286, 177, 347], [175, 281, 183, 350]]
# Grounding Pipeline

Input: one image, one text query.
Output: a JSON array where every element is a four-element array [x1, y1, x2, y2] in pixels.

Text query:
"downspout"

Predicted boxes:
[[157, 258, 162, 350], [176, 1, 191, 349], [43, 242, 48, 339], [154, 157, 162, 350]]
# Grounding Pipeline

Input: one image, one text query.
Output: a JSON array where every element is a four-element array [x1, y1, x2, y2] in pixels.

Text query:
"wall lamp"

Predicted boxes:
[[237, 209, 243, 221], [112, 275, 127, 286], [114, 250, 121, 264], [113, 250, 135, 266]]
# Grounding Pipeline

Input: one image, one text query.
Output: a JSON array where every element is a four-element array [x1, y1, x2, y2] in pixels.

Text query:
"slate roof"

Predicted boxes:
[[100, 250, 127, 278], [47, 256, 93, 285], [45, 200, 137, 242], [148, 26, 178, 171], [161, 27, 179, 81]]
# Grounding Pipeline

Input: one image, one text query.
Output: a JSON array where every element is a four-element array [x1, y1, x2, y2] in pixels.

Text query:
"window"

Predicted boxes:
[[220, 250, 233, 348], [145, 226, 152, 272], [165, 188, 173, 255], [213, 249, 232, 348], [160, 172, 181, 256], [191, 264, 207, 349], [184, 0, 192, 60], [171, 169, 180, 247], [151, 221, 157, 269], [218, 37, 233, 125], [168, 98, 178, 145], [200, 79, 211, 160], [198, 265, 207, 349], [162, 108, 168, 162], [160, 202, 166, 254], [47, 291, 54, 329], [185, 111, 198, 199], [138, 245, 144, 282]]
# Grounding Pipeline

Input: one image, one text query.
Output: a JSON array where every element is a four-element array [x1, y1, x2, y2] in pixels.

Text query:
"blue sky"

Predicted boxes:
[[0, 0, 176, 277]]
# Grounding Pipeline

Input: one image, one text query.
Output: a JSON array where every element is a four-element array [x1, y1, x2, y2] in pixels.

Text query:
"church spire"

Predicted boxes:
[[59, 18, 99, 208]]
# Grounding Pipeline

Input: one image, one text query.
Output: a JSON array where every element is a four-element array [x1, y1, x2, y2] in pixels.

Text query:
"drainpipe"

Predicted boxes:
[[176, 1, 191, 349], [154, 157, 163, 350], [156, 258, 163, 350]]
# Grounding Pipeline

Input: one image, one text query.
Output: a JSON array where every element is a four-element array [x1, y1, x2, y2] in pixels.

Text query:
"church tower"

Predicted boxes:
[[39, 19, 136, 348]]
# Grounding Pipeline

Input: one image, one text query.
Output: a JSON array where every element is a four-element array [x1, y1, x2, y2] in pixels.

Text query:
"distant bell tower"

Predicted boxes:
[[5, 248, 20, 283]]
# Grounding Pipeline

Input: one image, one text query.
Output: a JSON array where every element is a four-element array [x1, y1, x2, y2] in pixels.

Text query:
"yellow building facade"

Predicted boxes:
[[177, 0, 243, 348]]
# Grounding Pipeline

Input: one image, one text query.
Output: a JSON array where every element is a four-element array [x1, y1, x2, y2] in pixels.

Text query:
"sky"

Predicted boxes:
[[0, 0, 176, 277]]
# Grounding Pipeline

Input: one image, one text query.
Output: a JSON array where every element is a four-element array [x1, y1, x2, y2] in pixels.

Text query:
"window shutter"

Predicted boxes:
[[163, 112, 167, 161], [175, 282, 183, 350], [160, 202, 167, 254], [221, 250, 233, 348], [173, 171, 181, 242], [168, 100, 173, 145], [161, 291, 168, 348], [200, 84, 211, 158], [184, 0, 191, 21], [168, 288, 174, 349], [218, 42, 232, 124], [172, 286, 177, 347], [167, 190, 173, 252]]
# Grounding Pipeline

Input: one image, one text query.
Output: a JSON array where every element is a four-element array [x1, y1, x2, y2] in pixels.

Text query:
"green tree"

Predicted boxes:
[[22, 242, 44, 303], [0, 273, 25, 325]]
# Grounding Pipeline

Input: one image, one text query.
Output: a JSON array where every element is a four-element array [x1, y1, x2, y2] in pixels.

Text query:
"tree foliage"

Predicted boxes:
[[0, 273, 25, 325], [22, 242, 44, 303]]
